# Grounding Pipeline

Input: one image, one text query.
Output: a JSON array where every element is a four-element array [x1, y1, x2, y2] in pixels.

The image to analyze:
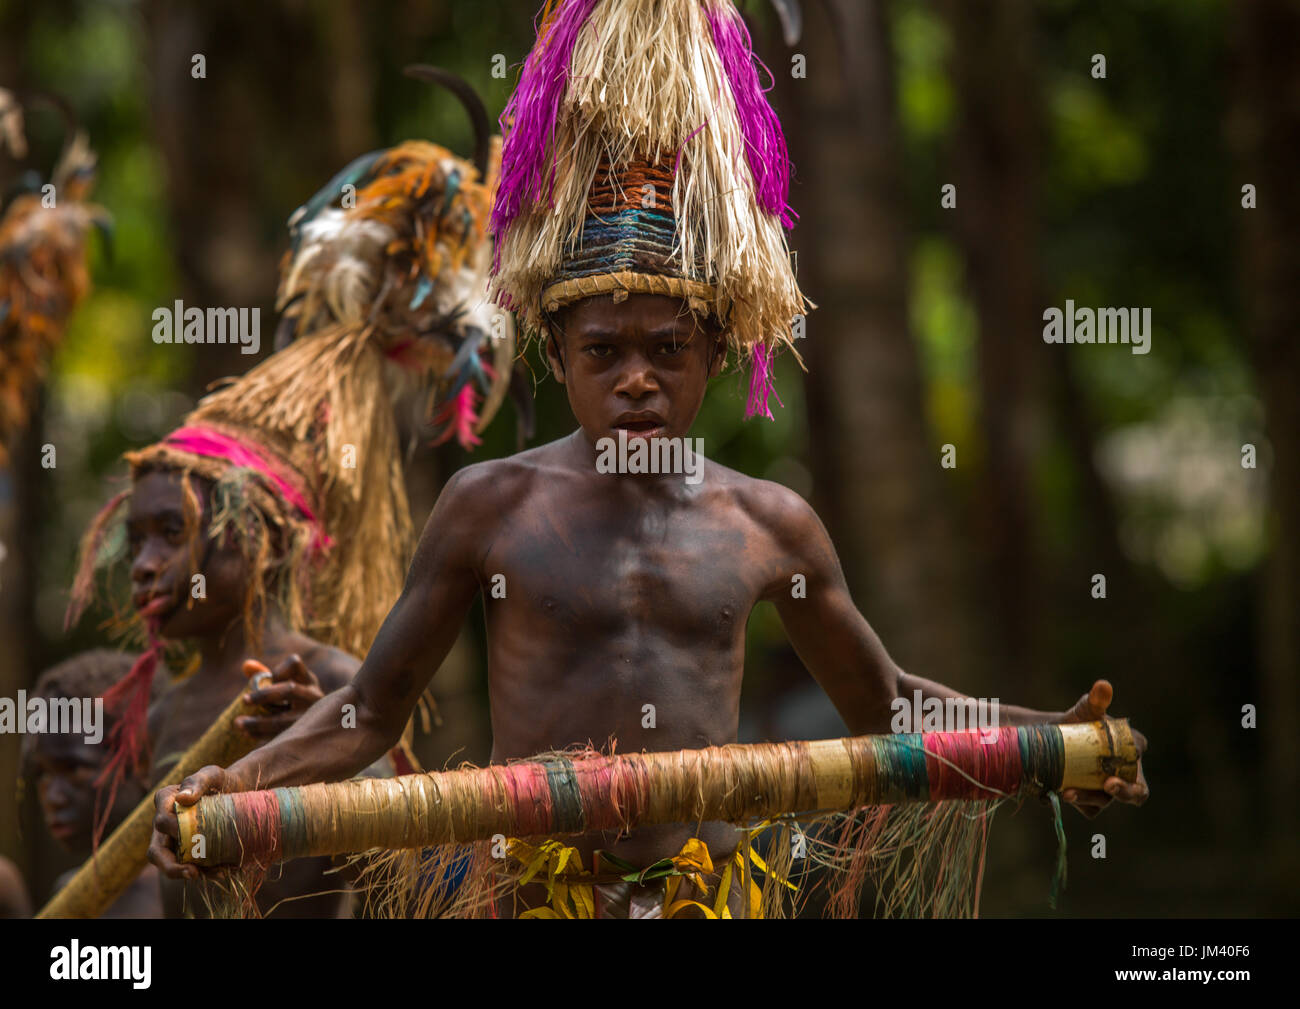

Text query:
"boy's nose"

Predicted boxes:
[[614, 359, 659, 398], [42, 777, 72, 809], [130, 542, 165, 585]]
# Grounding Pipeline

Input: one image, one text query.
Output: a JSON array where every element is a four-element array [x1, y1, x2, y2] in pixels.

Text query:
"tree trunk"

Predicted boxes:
[[140, 0, 374, 389], [776, 0, 982, 688], [1227, 0, 1300, 857], [939, 0, 1043, 692], [0, 0, 51, 895]]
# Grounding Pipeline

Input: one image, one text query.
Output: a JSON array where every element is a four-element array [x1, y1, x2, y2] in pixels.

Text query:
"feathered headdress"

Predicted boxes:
[[67, 69, 510, 811], [0, 90, 111, 465], [489, 0, 811, 418], [277, 66, 531, 450]]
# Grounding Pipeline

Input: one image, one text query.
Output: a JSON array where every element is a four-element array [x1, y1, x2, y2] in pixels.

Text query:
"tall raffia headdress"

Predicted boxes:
[[67, 69, 510, 817], [489, 0, 811, 419]]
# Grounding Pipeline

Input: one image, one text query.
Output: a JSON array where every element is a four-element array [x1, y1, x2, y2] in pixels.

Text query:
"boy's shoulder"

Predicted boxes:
[[438, 438, 576, 509], [702, 460, 821, 540]]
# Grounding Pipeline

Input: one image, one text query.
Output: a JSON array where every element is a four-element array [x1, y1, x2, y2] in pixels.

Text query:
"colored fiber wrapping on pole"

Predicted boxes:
[[178, 721, 1137, 869]]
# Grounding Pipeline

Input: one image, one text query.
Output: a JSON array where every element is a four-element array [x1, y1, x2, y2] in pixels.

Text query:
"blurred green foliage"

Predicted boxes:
[[2, 0, 1288, 915]]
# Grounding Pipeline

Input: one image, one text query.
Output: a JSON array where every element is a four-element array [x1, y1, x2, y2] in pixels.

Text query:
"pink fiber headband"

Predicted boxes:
[[163, 425, 334, 551]]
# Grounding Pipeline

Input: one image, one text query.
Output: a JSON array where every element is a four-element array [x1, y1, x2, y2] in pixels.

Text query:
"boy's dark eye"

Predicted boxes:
[[657, 341, 685, 356], [583, 343, 614, 359]]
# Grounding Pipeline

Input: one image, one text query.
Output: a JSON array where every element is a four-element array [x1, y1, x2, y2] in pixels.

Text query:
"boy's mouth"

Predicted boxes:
[[612, 413, 666, 439], [48, 818, 82, 842], [134, 589, 178, 620]]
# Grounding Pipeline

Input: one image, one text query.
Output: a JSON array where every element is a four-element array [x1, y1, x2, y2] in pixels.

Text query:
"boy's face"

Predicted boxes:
[[127, 469, 249, 639], [546, 293, 725, 445], [31, 733, 144, 853]]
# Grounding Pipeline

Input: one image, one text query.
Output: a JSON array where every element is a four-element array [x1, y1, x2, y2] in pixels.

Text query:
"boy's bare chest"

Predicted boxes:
[[149, 678, 242, 780], [486, 502, 762, 636]]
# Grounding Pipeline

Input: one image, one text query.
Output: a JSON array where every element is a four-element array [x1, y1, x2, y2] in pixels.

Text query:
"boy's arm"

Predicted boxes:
[[761, 484, 1147, 811], [149, 465, 489, 879], [763, 486, 1054, 734]]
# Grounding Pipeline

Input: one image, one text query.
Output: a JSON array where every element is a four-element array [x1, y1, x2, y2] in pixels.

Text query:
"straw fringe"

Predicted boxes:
[[342, 802, 996, 919], [801, 801, 1001, 919], [178, 327, 412, 656], [490, 0, 810, 376]]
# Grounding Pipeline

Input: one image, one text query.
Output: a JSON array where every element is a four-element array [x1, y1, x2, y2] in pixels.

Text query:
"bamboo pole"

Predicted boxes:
[[178, 719, 1138, 868], [38, 690, 261, 918]]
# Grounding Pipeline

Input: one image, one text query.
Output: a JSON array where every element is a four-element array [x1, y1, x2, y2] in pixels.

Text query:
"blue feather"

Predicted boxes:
[[287, 149, 387, 251], [409, 275, 435, 311], [442, 328, 489, 399], [440, 169, 461, 214]]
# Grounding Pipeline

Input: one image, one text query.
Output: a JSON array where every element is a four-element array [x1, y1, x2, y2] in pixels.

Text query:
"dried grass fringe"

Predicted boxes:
[[329, 800, 1004, 920], [491, 0, 809, 370], [179, 326, 412, 657]]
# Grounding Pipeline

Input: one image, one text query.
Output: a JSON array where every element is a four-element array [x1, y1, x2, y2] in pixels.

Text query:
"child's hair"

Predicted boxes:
[[67, 439, 321, 660], [131, 457, 313, 657], [61, 434, 325, 821], [18, 648, 156, 779], [32, 648, 141, 700]]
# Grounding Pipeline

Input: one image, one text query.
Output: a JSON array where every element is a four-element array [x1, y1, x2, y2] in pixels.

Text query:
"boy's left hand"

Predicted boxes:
[[1056, 679, 1149, 817], [235, 654, 325, 738]]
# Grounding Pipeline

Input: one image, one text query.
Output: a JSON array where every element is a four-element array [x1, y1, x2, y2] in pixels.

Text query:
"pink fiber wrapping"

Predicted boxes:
[[92, 629, 162, 849], [745, 343, 784, 420], [707, 2, 796, 227], [490, 0, 601, 259], [164, 426, 334, 553]]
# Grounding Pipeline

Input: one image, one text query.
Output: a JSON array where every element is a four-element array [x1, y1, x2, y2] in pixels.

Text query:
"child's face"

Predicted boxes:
[[546, 294, 724, 445], [127, 469, 249, 639], [31, 733, 144, 853]]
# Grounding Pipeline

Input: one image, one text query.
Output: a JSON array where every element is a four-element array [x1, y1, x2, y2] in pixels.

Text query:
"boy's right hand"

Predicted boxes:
[[147, 765, 233, 881]]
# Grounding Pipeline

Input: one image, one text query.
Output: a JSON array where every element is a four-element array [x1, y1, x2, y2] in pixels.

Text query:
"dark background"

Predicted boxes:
[[1, 0, 1296, 916]]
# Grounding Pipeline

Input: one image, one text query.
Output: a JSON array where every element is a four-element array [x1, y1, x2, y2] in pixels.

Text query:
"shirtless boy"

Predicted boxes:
[[147, 0, 1148, 917], [127, 468, 361, 917], [67, 453, 374, 918], [148, 293, 1149, 916]]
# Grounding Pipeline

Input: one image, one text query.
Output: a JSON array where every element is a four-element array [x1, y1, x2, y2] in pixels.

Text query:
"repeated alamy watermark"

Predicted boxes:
[[0, 691, 103, 744], [595, 430, 704, 485], [1043, 300, 1150, 355], [890, 689, 1000, 741], [152, 300, 261, 355]]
